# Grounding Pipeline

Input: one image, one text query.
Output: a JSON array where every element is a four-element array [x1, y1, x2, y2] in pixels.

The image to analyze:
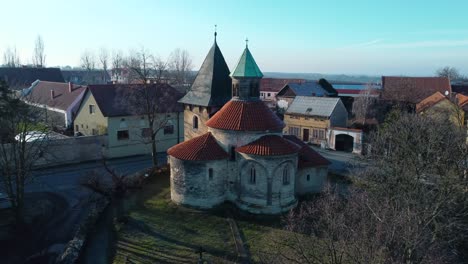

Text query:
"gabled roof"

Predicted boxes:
[[87, 84, 183, 117], [415, 92, 449, 113], [286, 96, 342, 117], [178, 41, 232, 107], [231, 46, 263, 78], [277, 82, 334, 97], [167, 132, 228, 161], [206, 100, 284, 131], [381, 76, 451, 104], [283, 135, 331, 168], [260, 78, 305, 92], [236, 135, 300, 156], [0, 67, 64, 90], [22, 81, 86, 111], [456, 93, 468, 107]]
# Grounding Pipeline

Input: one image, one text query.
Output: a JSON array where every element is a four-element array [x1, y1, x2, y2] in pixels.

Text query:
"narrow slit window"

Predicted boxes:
[[283, 165, 290, 185], [208, 168, 213, 180], [250, 166, 256, 184]]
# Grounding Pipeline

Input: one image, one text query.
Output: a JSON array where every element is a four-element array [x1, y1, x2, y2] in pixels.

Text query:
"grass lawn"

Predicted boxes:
[[112, 169, 329, 264], [112, 173, 238, 263]]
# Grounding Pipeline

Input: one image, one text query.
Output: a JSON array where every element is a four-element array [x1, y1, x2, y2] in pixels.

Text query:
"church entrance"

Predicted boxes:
[[303, 129, 309, 142], [335, 134, 354, 152]]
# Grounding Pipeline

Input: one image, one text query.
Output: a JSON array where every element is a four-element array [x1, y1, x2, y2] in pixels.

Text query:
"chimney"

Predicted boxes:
[[68, 82, 73, 93], [50, 90, 55, 99]]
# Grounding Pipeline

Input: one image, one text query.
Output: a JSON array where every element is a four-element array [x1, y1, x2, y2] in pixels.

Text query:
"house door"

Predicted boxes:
[[303, 129, 310, 142]]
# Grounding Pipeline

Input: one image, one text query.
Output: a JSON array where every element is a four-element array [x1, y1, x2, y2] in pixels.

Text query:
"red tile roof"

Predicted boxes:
[[260, 78, 305, 92], [24, 81, 86, 111], [456, 93, 468, 107], [283, 135, 330, 168], [206, 100, 285, 131], [415, 92, 448, 113], [236, 135, 300, 156], [381, 76, 451, 104], [167, 132, 228, 161]]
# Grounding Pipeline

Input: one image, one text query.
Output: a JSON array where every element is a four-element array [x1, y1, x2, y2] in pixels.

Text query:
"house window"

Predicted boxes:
[[141, 128, 152, 138], [319, 130, 325, 139], [193, 116, 198, 129], [313, 129, 319, 138], [232, 83, 239, 97], [81, 124, 83, 128], [208, 168, 213, 180], [307, 174, 310, 181], [288, 127, 300, 137], [230, 146, 236, 161], [250, 166, 256, 184], [92, 129, 98, 135], [267, 93, 271, 97], [75, 125, 79, 132], [117, 130, 129, 140], [164, 124, 174, 134], [139, 116, 145, 126], [120, 118, 127, 128], [89, 105, 95, 114], [283, 165, 290, 185]]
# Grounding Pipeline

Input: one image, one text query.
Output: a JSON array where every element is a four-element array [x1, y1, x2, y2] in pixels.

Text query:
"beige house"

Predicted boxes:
[[284, 96, 348, 146], [74, 84, 184, 158]]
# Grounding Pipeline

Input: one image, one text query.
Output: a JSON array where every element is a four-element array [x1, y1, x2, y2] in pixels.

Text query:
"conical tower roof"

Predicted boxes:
[[231, 46, 263, 78], [179, 40, 232, 107]]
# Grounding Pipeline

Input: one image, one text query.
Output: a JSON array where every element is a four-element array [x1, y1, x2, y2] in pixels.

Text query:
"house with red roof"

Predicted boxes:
[[168, 36, 330, 214], [415, 91, 465, 127], [381, 76, 451, 106], [74, 83, 184, 158], [21, 80, 86, 129]]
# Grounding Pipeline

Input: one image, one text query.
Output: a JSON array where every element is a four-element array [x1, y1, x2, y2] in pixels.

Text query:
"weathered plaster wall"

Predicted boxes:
[[236, 153, 298, 214], [183, 106, 212, 140], [296, 166, 328, 195], [170, 157, 227, 208]]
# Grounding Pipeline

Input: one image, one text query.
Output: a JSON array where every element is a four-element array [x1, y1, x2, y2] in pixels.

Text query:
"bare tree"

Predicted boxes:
[[32, 35, 46, 68], [98, 47, 109, 83], [80, 50, 96, 71], [169, 48, 193, 86], [153, 56, 169, 83], [2, 46, 21, 67], [436, 66, 461, 80], [352, 83, 380, 125], [271, 112, 468, 264], [111, 50, 124, 83], [125, 47, 153, 84], [0, 80, 50, 223]]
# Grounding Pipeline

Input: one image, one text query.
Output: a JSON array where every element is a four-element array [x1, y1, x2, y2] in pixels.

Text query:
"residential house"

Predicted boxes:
[[259, 78, 305, 108], [0, 67, 64, 90], [284, 96, 348, 145], [381, 76, 451, 107], [74, 84, 184, 158], [21, 81, 86, 129], [276, 80, 337, 111]]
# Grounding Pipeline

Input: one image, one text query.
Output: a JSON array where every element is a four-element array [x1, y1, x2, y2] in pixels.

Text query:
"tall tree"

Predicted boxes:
[[2, 46, 21, 67], [111, 49, 124, 83], [80, 50, 96, 71], [32, 35, 46, 68], [436, 66, 461, 80], [0, 80, 50, 223], [169, 48, 192, 86], [98, 47, 109, 83]]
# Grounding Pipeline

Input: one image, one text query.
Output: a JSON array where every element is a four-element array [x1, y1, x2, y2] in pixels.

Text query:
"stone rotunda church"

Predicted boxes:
[[167, 34, 330, 214]]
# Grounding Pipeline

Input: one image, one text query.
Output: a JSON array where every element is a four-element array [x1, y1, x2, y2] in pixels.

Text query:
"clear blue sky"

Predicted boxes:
[[1, 0, 468, 76]]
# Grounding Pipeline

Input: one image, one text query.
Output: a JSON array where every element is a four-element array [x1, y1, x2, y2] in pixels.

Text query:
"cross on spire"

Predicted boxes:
[[214, 24, 217, 41], [245, 37, 249, 47]]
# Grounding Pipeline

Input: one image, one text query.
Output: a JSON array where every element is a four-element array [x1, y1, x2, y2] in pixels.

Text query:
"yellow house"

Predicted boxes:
[[416, 92, 464, 127], [74, 84, 184, 158], [284, 96, 348, 145]]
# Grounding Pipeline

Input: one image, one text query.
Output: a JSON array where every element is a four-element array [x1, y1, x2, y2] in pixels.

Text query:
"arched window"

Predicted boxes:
[[249, 166, 256, 184], [193, 116, 198, 129], [306, 174, 310, 181], [283, 165, 290, 185], [208, 168, 213, 180], [230, 146, 236, 161]]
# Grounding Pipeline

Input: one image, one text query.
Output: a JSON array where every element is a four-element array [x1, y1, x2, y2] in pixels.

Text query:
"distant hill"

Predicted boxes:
[[263, 72, 381, 84]]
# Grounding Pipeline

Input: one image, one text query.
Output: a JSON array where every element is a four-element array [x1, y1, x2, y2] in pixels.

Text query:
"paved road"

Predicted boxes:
[[311, 146, 367, 175]]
